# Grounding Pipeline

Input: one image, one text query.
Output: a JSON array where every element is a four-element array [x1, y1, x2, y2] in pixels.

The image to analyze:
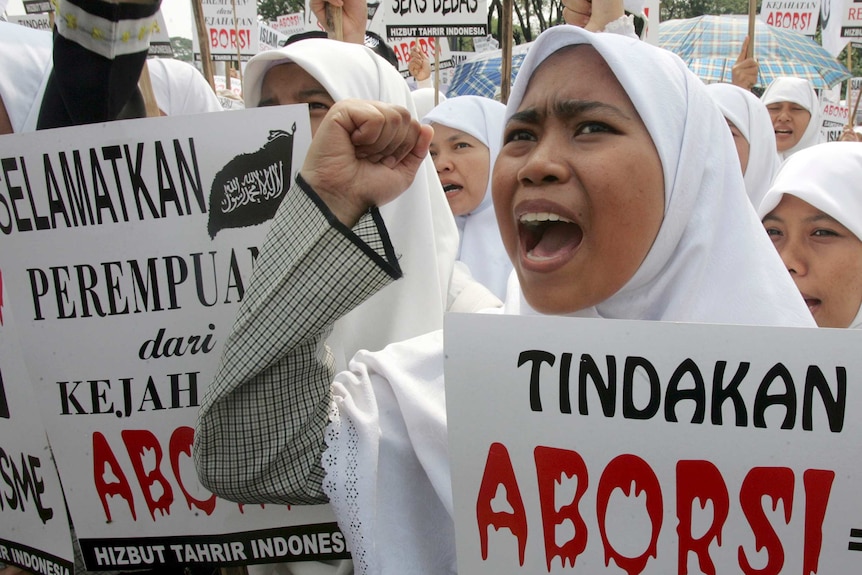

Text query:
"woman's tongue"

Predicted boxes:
[[527, 222, 583, 260]]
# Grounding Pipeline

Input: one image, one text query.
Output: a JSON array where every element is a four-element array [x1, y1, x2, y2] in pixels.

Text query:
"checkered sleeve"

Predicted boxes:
[[194, 175, 401, 504]]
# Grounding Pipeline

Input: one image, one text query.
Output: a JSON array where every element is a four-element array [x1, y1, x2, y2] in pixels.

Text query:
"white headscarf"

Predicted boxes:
[[761, 76, 823, 159], [243, 39, 461, 367], [757, 142, 862, 329], [705, 82, 781, 209], [145, 57, 223, 116], [410, 86, 445, 119], [0, 21, 53, 133], [502, 26, 814, 328], [422, 95, 513, 299]]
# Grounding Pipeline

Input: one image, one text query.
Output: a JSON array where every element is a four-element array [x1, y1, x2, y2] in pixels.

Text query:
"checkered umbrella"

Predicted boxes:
[[659, 15, 850, 89], [447, 42, 533, 99]]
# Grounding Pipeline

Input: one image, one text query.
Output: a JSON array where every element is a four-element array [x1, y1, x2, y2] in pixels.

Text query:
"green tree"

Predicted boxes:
[[258, 0, 305, 22]]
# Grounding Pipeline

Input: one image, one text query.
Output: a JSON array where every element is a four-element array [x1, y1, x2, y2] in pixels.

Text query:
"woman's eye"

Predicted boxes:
[[308, 102, 331, 111], [454, 142, 472, 150], [576, 122, 612, 135], [504, 129, 535, 143], [812, 229, 838, 237], [765, 227, 782, 238]]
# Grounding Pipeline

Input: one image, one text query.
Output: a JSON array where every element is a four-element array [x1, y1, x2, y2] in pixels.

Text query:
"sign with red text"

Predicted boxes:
[[821, 100, 851, 140], [760, 0, 821, 35], [274, 12, 306, 37], [840, 0, 862, 39], [0, 297, 74, 575], [385, 0, 488, 38], [445, 314, 862, 574], [0, 106, 350, 571], [391, 37, 454, 80], [193, 0, 259, 62]]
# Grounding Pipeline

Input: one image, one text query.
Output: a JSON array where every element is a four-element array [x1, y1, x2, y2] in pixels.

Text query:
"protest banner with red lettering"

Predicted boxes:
[[274, 12, 306, 37], [446, 314, 862, 573], [0, 298, 74, 575], [193, 0, 259, 62], [391, 36, 454, 81], [821, 100, 851, 140], [760, 0, 821, 35], [0, 106, 349, 571]]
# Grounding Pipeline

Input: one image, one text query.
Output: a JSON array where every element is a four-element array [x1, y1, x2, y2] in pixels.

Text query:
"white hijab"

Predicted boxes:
[[758, 142, 862, 329], [761, 76, 823, 159], [243, 39, 461, 368], [0, 21, 53, 133], [322, 25, 816, 575], [422, 95, 513, 299], [705, 82, 781, 209], [503, 26, 814, 327], [145, 57, 223, 116]]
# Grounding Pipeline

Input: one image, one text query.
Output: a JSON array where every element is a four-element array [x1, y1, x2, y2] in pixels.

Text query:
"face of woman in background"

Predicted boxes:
[[726, 119, 750, 175], [765, 100, 811, 152], [493, 45, 665, 315], [428, 124, 490, 216], [763, 194, 862, 328], [259, 63, 335, 135]]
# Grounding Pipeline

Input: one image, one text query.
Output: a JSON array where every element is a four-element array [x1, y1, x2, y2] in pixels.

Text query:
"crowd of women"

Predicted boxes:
[[1, 0, 861, 573]]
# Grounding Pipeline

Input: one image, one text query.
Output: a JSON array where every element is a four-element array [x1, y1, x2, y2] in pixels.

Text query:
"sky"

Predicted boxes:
[[5, 0, 195, 38]]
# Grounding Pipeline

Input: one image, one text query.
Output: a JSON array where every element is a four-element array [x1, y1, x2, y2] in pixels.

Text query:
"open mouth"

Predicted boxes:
[[803, 297, 821, 312], [519, 212, 583, 263], [442, 184, 462, 195]]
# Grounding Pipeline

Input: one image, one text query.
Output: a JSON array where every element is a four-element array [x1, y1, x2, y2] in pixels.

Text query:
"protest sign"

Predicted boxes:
[[385, 0, 488, 39], [193, 0, 259, 62], [0, 298, 74, 575], [22, 0, 51, 14], [274, 12, 306, 37], [0, 106, 349, 570], [391, 37, 454, 79], [446, 314, 862, 573], [760, 0, 821, 34], [259, 21, 289, 52], [821, 100, 851, 140], [6, 13, 51, 30], [840, 0, 862, 38]]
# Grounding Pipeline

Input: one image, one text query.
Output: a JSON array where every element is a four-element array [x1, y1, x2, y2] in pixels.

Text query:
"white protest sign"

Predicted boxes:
[[446, 314, 862, 573], [274, 12, 306, 37], [0, 106, 348, 571], [193, 0, 259, 62], [6, 13, 51, 30], [839, 0, 862, 40], [0, 298, 74, 575], [760, 0, 821, 35], [850, 77, 862, 122], [821, 100, 851, 140], [385, 0, 488, 39], [259, 21, 289, 51], [391, 37, 454, 79]]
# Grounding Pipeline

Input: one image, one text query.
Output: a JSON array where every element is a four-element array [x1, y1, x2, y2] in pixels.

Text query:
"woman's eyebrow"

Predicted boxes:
[[507, 100, 631, 126]]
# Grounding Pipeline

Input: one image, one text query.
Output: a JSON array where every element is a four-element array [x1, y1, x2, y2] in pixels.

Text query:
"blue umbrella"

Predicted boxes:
[[659, 15, 851, 89], [447, 42, 533, 99]]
